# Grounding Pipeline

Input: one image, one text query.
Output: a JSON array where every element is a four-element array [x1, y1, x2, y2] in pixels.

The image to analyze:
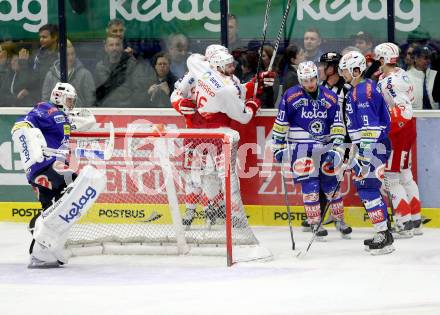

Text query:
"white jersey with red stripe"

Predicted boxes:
[[377, 67, 415, 134], [186, 54, 254, 127]]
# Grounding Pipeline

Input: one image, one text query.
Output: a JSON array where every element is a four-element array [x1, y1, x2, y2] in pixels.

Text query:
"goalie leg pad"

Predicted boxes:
[[33, 165, 105, 250]]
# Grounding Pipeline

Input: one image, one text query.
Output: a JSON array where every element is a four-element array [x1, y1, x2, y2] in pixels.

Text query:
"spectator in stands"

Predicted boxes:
[[353, 31, 374, 55], [106, 18, 135, 57], [94, 35, 148, 107], [166, 33, 190, 78], [42, 40, 95, 107], [407, 45, 440, 109], [0, 47, 33, 107], [352, 31, 374, 66], [260, 45, 280, 108], [29, 24, 59, 102], [146, 52, 178, 108], [0, 43, 9, 83], [238, 50, 258, 83], [401, 43, 418, 71], [303, 28, 323, 63], [280, 43, 305, 92], [228, 14, 245, 52], [341, 46, 361, 56]]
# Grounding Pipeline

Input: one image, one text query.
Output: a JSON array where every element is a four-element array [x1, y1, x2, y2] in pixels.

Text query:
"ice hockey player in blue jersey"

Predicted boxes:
[[337, 51, 394, 255], [11, 82, 105, 268], [272, 61, 346, 240]]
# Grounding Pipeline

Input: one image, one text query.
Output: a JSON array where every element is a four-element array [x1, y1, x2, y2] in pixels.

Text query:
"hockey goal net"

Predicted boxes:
[[65, 126, 271, 266]]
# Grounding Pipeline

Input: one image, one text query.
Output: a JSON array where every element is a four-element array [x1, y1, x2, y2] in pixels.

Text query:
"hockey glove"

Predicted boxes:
[[245, 97, 262, 117], [272, 142, 287, 164], [176, 98, 197, 115], [259, 71, 276, 87], [324, 146, 345, 171], [351, 152, 371, 180]]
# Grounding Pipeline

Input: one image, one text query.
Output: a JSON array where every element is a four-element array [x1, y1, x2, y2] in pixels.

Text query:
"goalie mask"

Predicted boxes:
[[209, 51, 235, 75], [374, 42, 400, 64], [50, 82, 77, 112], [205, 44, 228, 61]]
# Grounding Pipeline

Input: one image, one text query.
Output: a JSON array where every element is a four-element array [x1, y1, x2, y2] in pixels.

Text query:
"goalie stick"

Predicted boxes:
[[43, 122, 115, 160], [140, 211, 163, 223]]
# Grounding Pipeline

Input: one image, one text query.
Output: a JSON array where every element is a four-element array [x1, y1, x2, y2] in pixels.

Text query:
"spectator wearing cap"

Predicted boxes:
[[407, 45, 440, 109], [353, 31, 374, 65]]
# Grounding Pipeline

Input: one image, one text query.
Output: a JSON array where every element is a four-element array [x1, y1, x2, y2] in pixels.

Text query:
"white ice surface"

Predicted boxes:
[[1, 222, 440, 315]]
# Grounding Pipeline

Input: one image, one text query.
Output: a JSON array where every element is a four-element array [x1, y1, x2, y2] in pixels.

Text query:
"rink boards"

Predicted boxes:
[[1, 201, 440, 228], [1, 108, 440, 227]]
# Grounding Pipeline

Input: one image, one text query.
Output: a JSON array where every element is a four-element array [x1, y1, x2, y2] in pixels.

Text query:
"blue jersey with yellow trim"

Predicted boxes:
[[15, 102, 70, 181], [345, 79, 390, 146], [272, 85, 344, 146]]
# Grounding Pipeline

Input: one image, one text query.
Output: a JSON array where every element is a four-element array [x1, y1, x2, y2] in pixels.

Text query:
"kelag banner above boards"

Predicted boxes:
[[0, 1, 436, 40], [0, 112, 417, 208]]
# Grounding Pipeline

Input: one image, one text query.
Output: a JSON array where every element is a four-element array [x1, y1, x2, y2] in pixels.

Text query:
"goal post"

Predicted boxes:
[[66, 127, 272, 266]]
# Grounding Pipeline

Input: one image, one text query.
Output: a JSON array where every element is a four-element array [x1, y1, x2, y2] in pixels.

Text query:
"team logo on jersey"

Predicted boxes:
[[34, 175, 52, 190], [301, 106, 327, 119], [293, 157, 315, 176], [54, 115, 66, 124], [308, 119, 324, 136], [321, 161, 336, 176]]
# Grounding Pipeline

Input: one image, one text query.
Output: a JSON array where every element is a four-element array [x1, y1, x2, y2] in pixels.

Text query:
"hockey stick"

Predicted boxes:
[[44, 122, 115, 161], [74, 122, 115, 160], [297, 165, 348, 258], [280, 163, 296, 250], [252, 0, 273, 100], [268, 0, 293, 72]]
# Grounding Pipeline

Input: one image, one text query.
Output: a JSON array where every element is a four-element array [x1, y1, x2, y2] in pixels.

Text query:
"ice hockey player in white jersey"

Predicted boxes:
[[173, 49, 263, 228], [171, 45, 231, 226], [11, 82, 105, 268], [375, 42, 422, 237]]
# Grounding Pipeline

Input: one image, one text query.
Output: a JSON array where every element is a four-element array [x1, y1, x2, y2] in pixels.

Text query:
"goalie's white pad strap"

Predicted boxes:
[[11, 124, 47, 171], [33, 165, 105, 249]]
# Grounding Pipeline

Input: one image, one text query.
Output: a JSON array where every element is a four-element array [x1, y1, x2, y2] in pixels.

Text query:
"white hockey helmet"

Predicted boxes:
[[50, 82, 77, 112], [339, 51, 367, 77], [297, 61, 318, 83], [209, 51, 235, 73], [205, 44, 228, 61], [374, 42, 400, 64]]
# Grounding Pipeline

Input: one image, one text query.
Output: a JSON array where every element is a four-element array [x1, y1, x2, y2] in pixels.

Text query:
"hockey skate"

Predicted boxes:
[[311, 224, 328, 241], [335, 220, 352, 239], [182, 208, 196, 229], [412, 219, 423, 236], [368, 230, 395, 255], [28, 256, 63, 269], [392, 220, 414, 239], [301, 219, 312, 232]]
